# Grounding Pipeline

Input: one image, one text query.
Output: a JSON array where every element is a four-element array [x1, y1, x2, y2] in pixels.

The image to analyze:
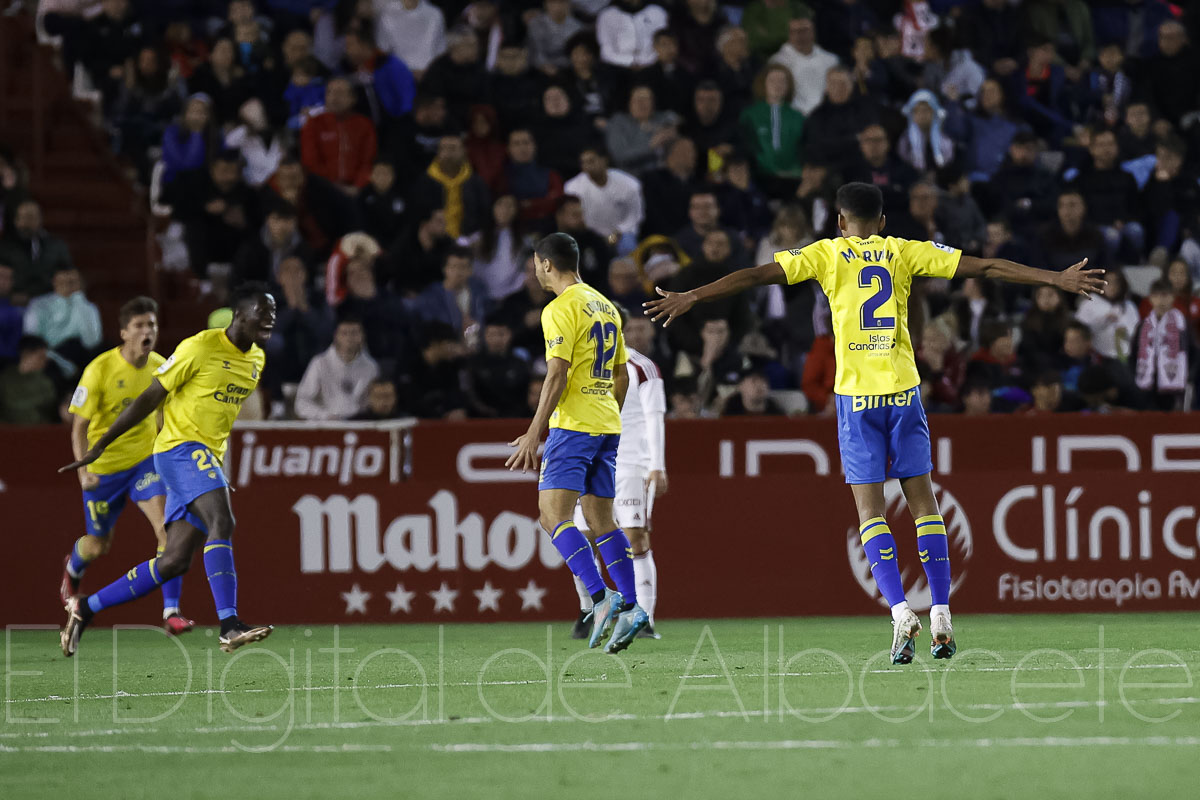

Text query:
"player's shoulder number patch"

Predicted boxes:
[[71, 385, 87, 408], [155, 354, 176, 375], [932, 242, 955, 253]]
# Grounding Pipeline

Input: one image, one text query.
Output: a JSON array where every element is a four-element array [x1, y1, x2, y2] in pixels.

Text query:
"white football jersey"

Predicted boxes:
[[617, 348, 666, 473]]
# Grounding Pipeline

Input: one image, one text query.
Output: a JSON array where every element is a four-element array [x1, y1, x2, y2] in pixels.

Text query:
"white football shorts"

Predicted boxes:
[[573, 470, 650, 531]]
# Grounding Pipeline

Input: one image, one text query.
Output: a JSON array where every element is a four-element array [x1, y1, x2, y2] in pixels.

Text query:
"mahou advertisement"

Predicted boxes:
[[3, 414, 1200, 626]]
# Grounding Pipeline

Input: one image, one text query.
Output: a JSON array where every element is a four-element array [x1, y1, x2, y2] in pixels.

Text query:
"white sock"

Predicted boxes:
[[890, 601, 911, 624], [632, 549, 657, 623], [573, 574, 593, 612], [930, 604, 950, 620], [162, 606, 180, 619], [574, 553, 602, 612]]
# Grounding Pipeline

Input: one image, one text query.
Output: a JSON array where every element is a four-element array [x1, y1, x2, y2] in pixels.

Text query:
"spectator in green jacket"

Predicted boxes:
[[739, 63, 806, 199], [23, 266, 103, 378], [742, 0, 813, 59], [0, 335, 57, 425]]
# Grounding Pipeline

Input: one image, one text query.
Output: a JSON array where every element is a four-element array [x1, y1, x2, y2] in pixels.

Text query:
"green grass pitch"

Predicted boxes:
[[3, 614, 1198, 799]]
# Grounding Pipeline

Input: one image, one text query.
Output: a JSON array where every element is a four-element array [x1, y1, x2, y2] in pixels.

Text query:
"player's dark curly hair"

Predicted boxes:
[[836, 182, 885, 221], [534, 232, 579, 273], [229, 281, 273, 313]]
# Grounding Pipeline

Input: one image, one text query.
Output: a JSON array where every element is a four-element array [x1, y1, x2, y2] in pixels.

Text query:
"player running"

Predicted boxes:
[[645, 183, 1105, 664], [569, 309, 667, 640], [58, 283, 277, 657], [506, 233, 649, 654], [59, 296, 195, 635]]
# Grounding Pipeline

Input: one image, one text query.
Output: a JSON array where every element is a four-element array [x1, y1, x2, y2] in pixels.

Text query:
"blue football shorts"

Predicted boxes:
[[538, 428, 619, 498], [80, 456, 165, 537], [834, 388, 933, 484], [154, 441, 230, 533]]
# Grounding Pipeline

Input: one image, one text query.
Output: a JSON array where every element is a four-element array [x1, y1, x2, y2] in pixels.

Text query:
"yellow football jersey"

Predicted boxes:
[[153, 329, 265, 463], [68, 348, 167, 474], [775, 235, 960, 395], [541, 282, 628, 434]]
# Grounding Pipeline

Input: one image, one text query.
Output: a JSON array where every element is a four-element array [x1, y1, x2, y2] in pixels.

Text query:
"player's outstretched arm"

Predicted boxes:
[[506, 357, 569, 472], [957, 256, 1106, 297], [643, 263, 787, 326], [57, 380, 169, 473]]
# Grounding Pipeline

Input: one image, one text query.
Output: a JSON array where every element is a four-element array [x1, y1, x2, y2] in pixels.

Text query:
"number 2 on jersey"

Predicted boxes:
[[858, 266, 896, 330], [588, 321, 618, 379]]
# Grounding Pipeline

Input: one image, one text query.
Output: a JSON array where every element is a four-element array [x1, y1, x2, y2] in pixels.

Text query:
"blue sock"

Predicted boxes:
[[158, 547, 183, 615], [203, 539, 238, 620], [549, 521, 606, 597], [67, 538, 93, 578], [860, 517, 907, 608], [86, 558, 164, 615], [915, 514, 952, 606], [596, 529, 637, 606]]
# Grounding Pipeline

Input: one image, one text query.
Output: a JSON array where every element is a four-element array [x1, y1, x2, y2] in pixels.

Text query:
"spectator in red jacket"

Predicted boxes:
[[301, 77, 377, 192], [800, 333, 835, 413]]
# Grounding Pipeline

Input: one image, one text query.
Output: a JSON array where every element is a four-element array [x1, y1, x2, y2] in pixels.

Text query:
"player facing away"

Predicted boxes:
[[58, 283, 278, 657], [570, 311, 667, 640], [59, 296, 195, 636], [646, 183, 1105, 664], [506, 232, 650, 654]]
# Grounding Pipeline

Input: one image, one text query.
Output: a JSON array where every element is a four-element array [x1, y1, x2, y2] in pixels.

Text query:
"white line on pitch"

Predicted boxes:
[[0, 743, 392, 754], [4, 696, 1198, 741], [4, 661, 1189, 706], [431, 735, 1200, 753]]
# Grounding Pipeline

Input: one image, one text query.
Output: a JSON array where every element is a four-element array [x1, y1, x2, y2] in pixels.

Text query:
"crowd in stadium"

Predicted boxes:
[[2, 0, 1200, 425]]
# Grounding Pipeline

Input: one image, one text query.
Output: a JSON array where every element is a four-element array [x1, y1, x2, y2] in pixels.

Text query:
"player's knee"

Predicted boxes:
[[539, 514, 572, 537], [903, 492, 940, 520], [207, 513, 236, 541], [537, 505, 573, 535], [79, 536, 107, 559], [627, 528, 650, 554], [156, 551, 191, 579]]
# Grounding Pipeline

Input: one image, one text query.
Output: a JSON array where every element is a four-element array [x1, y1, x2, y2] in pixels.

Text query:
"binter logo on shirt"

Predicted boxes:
[[850, 389, 918, 412]]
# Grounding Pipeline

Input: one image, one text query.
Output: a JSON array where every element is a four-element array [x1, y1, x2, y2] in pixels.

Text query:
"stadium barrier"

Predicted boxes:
[[4, 414, 1200, 626]]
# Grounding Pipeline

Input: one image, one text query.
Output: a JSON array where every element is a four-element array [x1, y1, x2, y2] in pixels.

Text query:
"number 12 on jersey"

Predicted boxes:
[[859, 265, 896, 330], [588, 321, 618, 379]]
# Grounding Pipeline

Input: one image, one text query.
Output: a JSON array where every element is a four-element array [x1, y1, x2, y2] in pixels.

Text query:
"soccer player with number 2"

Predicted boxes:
[[507, 233, 649, 654], [58, 283, 278, 657], [645, 183, 1105, 664]]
